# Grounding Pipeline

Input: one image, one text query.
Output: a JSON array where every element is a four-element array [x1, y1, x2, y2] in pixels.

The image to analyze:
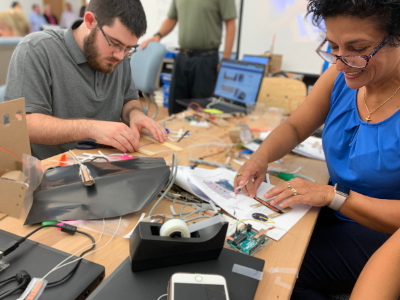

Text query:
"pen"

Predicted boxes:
[[235, 179, 249, 192]]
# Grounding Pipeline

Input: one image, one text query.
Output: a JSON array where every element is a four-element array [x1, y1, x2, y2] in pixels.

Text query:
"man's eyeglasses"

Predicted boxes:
[[97, 20, 138, 56], [316, 37, 390, 69]]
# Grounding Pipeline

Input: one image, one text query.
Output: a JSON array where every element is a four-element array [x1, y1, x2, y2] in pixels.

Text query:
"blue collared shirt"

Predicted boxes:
[[28, 12, 48, 32]]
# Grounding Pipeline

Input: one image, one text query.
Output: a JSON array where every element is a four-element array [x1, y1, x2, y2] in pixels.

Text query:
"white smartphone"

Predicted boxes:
[[168, 273, 230, 300]]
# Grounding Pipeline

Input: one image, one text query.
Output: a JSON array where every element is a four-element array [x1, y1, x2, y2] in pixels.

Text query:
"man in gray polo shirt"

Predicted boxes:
[[4, 0, 167, 160]]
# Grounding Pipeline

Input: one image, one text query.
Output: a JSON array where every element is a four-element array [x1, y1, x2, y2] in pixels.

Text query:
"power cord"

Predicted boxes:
[[0, 270, 31, 299], [157, 294, 167, 300], [0, 224, 96, 295]]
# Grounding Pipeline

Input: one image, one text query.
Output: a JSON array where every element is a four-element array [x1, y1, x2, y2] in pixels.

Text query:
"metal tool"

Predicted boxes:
[[75, 141, 114, 150]]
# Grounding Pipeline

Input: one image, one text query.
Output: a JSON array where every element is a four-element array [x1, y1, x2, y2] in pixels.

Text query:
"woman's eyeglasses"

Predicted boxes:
[[316, 37, 390, 69]]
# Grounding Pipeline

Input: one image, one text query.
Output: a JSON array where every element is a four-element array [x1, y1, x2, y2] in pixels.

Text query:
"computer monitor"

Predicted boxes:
[[214, 59, 265, 106], [242, 54, 270, 66], [218, 52, 237, 60]]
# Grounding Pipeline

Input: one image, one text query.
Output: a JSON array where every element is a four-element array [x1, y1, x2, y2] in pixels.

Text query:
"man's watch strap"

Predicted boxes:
[[154, 32, 163, 38], [328, 183, 350, 211]]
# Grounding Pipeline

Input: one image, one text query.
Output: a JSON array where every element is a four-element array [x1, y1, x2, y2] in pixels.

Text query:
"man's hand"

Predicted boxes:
[[129, 110, 168, 143], [140, 35, 161, 50], [90, 120, 140, 153]]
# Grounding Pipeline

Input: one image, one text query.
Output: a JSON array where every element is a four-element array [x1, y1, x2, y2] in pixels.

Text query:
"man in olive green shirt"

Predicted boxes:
[[141, 0, 237, 115]]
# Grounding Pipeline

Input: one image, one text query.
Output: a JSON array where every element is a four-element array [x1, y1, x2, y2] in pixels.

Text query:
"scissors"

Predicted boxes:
[[75, 141, 114, 150]]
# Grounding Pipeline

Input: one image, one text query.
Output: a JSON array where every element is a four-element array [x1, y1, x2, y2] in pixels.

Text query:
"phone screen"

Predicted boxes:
[[174, 283, 228, 300]]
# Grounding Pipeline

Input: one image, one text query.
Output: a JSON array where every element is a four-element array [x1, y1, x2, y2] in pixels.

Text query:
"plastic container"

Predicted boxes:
[[161, 73, 172, 108]]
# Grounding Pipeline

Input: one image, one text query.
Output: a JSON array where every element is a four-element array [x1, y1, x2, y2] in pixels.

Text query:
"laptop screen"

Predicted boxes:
[[214, 59, 265, 106], [242, 55, 270, 65]]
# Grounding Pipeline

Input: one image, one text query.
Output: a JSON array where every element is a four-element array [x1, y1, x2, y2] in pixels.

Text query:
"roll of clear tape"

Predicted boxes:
[[160, 219, 191, 238]]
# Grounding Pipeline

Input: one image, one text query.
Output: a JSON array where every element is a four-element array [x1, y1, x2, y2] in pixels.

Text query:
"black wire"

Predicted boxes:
[[0, 277, 14, 285], [11, 225, 96, 289], [46, 230, 95, 287], [90, 157, 109, 162], [0, 282, 25, 299]]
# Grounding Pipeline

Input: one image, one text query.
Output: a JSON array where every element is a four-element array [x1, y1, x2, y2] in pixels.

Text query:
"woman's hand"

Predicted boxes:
[[266, 178, 335, 209], [234, 157, 268, 198]]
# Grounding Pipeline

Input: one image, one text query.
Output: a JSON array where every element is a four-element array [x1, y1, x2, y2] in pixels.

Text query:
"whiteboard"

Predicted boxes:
[[140, 0, 242, 53], [239, 0, 325, 75]]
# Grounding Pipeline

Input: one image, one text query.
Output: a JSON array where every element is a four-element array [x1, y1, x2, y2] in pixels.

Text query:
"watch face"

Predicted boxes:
[[335, 183, 350, 196]]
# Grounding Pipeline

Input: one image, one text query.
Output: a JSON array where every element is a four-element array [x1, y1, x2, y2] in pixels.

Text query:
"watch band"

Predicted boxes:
[[154, 32, 163, 38], [328, 183, 349, 211]]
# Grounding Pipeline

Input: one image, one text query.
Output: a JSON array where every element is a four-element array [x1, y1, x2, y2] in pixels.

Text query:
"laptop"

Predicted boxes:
[[176, 59, 266, 113], [0, 229, 105, 300], [87, 248, 265, 300], [242, 54, 270, 66]]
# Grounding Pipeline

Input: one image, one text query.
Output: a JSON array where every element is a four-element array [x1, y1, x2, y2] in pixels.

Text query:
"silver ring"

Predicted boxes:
[[287, 182, 291, 189], [291, 188, 297, 196]]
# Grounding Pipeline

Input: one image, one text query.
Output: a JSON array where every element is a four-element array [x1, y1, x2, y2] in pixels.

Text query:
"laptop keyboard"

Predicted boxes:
[[211, 101, 246, 113]]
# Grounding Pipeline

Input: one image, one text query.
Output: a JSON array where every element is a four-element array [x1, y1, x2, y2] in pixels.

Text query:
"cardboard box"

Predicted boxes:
[[0, 98, 31, 218], [261, 54, 283, 75]]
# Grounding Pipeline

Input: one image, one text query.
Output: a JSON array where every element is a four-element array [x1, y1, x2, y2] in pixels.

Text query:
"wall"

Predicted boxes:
[[239, 0, 324, 75], [0, 0, 81, 21], [0, 0, 40, 18]]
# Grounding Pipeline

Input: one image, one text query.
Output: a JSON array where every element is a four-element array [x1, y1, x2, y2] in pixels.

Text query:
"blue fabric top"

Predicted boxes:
[[323, 72, 400, 221]]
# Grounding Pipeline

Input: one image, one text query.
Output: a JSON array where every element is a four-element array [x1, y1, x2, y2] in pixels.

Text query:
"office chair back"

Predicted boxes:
[[0, 37, 23, 86], [256, 77, 307, 114], [130, 42, 166, 119]]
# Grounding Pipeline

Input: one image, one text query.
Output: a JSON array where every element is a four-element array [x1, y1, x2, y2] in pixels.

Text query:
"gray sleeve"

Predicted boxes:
[[167, 0, 178, 20], [124, 58, 139, 104], [218, 0, 237, 20], [4, 41, 53, 115]]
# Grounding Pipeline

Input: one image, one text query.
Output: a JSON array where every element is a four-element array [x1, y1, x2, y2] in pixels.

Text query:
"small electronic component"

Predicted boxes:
[[232, 233, 247, 246], [249, 236, 265, 255], [226, 224, 269, 256], [246, 224, 252, 232], [0, 260, 10, 273]]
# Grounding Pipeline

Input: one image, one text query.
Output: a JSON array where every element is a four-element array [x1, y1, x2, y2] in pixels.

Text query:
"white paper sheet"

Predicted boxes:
[[174, 167, 211, 201], [245, 131, 325, 161], [184, 168, 312, 240]]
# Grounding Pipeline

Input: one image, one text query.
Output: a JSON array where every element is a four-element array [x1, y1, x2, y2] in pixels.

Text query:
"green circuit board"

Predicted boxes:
[[227, 227, 268, 256], [0, 260, 10, 274]]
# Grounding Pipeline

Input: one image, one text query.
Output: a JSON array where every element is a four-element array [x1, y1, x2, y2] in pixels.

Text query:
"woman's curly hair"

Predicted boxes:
[[307, 0, 400, 46]]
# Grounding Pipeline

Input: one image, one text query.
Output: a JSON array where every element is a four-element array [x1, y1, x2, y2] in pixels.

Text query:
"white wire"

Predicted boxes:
[[42, 217, 121, 280], [97, 150, 109, 160], [157, 294, 167, 300], [40, 219, 105, 281], [68, 150, 83, 166]]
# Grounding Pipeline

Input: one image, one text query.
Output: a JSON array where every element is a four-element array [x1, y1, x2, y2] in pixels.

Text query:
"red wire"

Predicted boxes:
[[0, 146, 29, 174]]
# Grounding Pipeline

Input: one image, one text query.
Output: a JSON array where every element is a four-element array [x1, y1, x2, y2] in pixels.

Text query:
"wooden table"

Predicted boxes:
[[0, 107, 329, 300]]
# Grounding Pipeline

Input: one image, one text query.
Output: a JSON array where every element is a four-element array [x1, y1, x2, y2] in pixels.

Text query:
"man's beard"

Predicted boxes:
[[83, 27, 122, 74]]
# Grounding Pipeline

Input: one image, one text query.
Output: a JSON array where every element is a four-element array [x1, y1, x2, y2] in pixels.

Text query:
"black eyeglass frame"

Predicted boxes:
[[95, 17, 138, 56], [316, 37, 391, 69]]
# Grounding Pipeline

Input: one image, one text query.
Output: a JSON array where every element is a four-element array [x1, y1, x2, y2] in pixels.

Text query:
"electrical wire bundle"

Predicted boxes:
[[0, 224, 95, 299], [148, 153, 215, 224]]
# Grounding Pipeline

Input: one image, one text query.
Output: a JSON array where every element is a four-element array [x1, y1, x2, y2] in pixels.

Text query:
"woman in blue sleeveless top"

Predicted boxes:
[[234, 1, 400, 299]]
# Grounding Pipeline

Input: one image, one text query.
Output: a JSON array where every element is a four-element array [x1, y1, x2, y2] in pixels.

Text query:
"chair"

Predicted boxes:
[[130, 42, 166, 119], [0, 85, 5, 102], [0, 37, 23, 86], [256, 77, 307, 114]]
